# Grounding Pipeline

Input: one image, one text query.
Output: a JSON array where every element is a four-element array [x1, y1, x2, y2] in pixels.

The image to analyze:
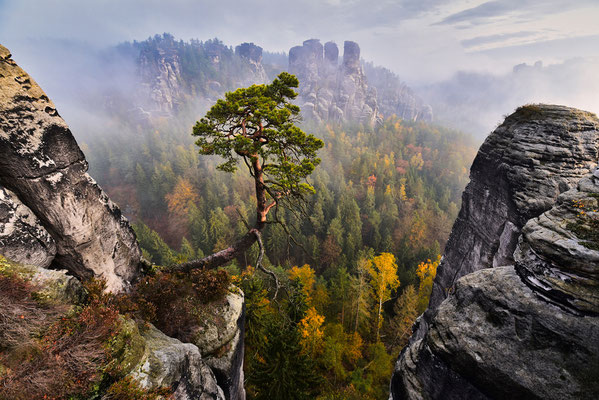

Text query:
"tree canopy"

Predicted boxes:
[[193, 72, 323, 219], [176, 72, 323, 271]]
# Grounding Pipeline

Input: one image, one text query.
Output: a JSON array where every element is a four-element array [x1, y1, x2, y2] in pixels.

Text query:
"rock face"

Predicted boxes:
[[0, 185, 56, 268], [131, 325, 225, 400], [289, 39, 432, 125], [136, 34, 268, 116], [235, 43, 268, 88], [138, 37, 186, 115], [427, 105, 599, 320], [289, 39, 378, 126], [194, 290, 246, 400], [390, 105, 599, 399], [0, 44, 141, 292]]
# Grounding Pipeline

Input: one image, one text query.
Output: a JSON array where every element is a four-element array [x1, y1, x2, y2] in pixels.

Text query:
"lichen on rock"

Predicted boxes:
[[0, 43, 141, 293]]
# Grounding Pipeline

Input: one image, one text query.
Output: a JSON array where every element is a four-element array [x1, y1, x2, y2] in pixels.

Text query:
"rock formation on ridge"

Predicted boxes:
[[289, 39, 379, 126], [390, 105, 599, 399], [0, 44, 141, 293], [136, 34, 268, 116], [235, 42, 268, 85], [289, 39, 432, 125]]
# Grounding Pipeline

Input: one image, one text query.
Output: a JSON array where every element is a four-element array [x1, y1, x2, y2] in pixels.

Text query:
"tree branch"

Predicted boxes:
[[253, 229, 279, 299]]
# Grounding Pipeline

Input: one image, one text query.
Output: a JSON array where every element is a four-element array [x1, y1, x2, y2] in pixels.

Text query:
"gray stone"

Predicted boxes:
[[0, 44, 141, 292], [392, 267, 599, 399], [428, 105, 599, 318], [0, 185, 56, 268], [515, 172, 599, 314], [130, 324, 225, 400], [390, 105, 599, 400], [194, 289, 246, 400]]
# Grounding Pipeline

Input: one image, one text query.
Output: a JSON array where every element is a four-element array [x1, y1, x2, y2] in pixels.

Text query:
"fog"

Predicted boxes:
[[420, 57, 599, 137], [1, 0, 598, 140]]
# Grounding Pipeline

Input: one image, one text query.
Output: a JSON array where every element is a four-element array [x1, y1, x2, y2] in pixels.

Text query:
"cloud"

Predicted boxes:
[[460, 31, 536, 49], [435, 0, 598, 26], [0, 0, 597, 86]]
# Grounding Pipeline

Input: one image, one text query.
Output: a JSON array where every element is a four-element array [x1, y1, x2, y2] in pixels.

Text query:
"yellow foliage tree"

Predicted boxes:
[[299, 307, 325, 357], [289, 264, 316, 303], [165, 177, 199, 217], [367, 252, 400, 339], [416, 255, 441, 313]]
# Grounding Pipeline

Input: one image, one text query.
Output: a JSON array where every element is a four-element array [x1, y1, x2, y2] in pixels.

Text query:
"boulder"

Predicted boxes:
[[193, 289, 246, 400], [391, 266, 599, 400], [0, 44, 141, 292], [130, 324, 225, 400]]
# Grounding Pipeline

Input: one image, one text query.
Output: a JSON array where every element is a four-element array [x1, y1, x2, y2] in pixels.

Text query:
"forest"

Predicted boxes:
[[81, 103, 476, 398]]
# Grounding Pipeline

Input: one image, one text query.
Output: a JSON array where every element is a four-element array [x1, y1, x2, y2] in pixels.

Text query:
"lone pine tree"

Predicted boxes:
[[175, 72, 323, 272]]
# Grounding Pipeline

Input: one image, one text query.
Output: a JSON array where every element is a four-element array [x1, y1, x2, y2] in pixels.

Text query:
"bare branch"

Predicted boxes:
[[253, 229, 280, 299]]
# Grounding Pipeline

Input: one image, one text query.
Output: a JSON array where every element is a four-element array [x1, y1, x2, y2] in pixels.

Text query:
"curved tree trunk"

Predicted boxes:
[[171, 156, 270, 273]]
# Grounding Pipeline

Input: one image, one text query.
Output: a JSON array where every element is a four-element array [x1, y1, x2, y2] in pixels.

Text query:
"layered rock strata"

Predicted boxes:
[[427, 105, 599, 319], [391, 105, 599, 399], [289, 39, 432, 125], [0, 44, 141, 293]]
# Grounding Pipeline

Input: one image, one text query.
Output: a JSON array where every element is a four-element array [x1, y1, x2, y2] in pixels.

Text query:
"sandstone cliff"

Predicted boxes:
[[289, 39, 432, 125], [390, 104, 599, 399], [136, 34, 268, 116], [0, 44, 245, 400], [0, 44, 141, 293]]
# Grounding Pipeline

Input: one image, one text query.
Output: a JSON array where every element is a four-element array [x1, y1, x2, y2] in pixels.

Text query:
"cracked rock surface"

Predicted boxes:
[[427, 105, 599, 320], [0, 44, 141, 292], [0, 185, 56, 267], [391, 105, 599, 399]]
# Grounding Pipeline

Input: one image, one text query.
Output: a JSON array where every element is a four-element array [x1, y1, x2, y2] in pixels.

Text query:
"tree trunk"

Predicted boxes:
[[171, 156, 267, 273]]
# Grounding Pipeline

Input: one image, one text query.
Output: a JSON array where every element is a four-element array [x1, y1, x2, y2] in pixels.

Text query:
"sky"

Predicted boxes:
[[1, 0, 598, 83], [1, 0, 598, 136]]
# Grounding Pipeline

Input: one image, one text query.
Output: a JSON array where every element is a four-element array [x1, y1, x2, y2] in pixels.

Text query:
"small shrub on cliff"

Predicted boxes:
[[123, 268, 231, 342], [567, 198, 599, 250], [0, 268, 171, 400]]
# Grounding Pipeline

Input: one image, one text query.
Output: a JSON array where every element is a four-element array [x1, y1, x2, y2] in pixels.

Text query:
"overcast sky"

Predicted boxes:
[[1, 0, 598, 83]]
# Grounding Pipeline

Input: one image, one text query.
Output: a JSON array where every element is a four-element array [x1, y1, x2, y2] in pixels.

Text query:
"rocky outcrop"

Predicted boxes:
[[289, 39, 432, 125], [0, 186, 56, 268], [0, 44, 141, 293], [393, 265, 599, 400], [136, 34, 268, 116], [138, 36, 186, 115], [131, 324, 225, 400], [194, 290, 246, 400], [235, 43, 267, 86], [289, 39, 379, 126], [516, 172, 599, 314], [390, 105, 599, 399], [427, 105, 599, 320]]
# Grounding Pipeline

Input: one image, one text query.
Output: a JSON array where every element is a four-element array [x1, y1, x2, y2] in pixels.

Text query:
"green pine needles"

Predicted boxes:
[[193, 72, 323, 216], [175, 72, 323, 272]]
